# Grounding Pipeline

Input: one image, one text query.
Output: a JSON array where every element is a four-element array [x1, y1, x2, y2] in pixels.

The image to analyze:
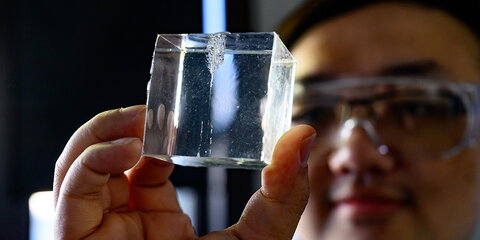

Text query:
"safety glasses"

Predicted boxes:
[[293, 77, 480, 160]]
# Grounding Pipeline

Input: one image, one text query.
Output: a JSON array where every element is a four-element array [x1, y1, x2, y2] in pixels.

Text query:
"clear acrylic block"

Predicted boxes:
[[142, 32, 295, 169]]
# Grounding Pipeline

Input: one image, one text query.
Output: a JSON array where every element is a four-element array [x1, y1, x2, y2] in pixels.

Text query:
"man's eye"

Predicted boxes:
[[292, 107, 336, 124], [396, 102, 443, 116], [391, 97, 466, 118]]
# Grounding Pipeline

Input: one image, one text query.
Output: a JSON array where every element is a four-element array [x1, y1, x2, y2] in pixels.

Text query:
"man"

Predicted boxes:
[[282, 1, 480, 239], [53, 0, 480, 239]]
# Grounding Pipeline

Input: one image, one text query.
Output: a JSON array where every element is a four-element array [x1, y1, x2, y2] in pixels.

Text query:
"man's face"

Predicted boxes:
[[292, 2, 480, 240]]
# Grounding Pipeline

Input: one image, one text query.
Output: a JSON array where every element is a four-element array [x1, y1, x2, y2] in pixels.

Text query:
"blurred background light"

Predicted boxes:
[[202, 0, 229, 232], [202, 0, 226, 34]]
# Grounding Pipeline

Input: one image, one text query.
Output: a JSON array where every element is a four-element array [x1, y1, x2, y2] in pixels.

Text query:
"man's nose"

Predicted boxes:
[[328, 122, 395, 176]]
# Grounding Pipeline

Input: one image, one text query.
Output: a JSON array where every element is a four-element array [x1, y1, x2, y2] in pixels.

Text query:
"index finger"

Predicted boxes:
[[54, 105, 146, 206]]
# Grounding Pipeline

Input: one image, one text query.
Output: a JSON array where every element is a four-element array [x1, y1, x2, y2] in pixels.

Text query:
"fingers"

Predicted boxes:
[[55, 137, 142, 239], [83, 212, 196, 240], [225, 125, 316, 240], [126, 157, 182, 212], [54, 105, 146, 206]]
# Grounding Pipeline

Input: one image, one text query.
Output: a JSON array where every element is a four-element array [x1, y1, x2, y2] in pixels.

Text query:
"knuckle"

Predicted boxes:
[[81, 143, 109, 166], [54, 157, 65, 173], [86, 108, 121, 129]]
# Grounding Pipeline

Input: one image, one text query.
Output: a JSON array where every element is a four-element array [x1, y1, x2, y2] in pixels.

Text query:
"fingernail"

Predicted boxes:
[[110, 137, 138, 145], [300, 134, 316, 167], [120, 105, 146, 117]]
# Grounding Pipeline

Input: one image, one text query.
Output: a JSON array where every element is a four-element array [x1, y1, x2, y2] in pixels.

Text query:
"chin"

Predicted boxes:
[[320, 223, 393, 240], [306, 215, 429, 240]]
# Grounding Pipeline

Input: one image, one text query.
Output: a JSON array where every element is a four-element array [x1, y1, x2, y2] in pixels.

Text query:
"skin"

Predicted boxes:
[[53, 105, 316, 240], [292, 2, 480, 240]]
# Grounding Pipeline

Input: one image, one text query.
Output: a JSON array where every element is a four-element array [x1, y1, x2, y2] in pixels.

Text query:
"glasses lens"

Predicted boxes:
[[373, 90, 467, 159], [293, 78, 471, 160], [292, 95, 340, 153]]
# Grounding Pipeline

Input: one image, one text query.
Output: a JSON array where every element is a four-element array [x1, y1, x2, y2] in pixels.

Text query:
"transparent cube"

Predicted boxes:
[[142, 32, 295, 169]]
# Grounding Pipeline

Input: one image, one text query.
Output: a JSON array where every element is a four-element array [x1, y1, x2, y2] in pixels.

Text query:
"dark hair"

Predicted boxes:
[[278, 0, 480, 48]]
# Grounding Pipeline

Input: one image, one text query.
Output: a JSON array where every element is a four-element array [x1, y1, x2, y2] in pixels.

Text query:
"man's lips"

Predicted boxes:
[[331, 190, 408, 220]]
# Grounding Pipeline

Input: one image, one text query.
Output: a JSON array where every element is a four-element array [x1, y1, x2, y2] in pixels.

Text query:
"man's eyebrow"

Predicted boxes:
[[296, 73, 335, 85], [296, 60, 444, 86], [378, 60, 443, 76]]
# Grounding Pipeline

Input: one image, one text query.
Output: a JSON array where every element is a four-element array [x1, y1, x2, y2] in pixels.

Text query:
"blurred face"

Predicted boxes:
[[292, 2, 480, 240]]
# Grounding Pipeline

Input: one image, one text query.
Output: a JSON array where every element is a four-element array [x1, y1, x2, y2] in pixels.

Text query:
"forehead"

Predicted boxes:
[[291, 2, 480, 83]]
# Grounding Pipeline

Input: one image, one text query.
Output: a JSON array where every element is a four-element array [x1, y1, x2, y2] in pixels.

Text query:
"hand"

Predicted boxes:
[[53, 105, 316, 240]]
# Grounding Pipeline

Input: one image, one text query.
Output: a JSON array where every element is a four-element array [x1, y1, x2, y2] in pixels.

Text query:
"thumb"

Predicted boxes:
[[228, 125, 316, 240]]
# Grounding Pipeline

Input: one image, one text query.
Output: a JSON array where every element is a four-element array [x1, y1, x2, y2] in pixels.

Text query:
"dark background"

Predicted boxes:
[[0, 0, 257, 238]]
